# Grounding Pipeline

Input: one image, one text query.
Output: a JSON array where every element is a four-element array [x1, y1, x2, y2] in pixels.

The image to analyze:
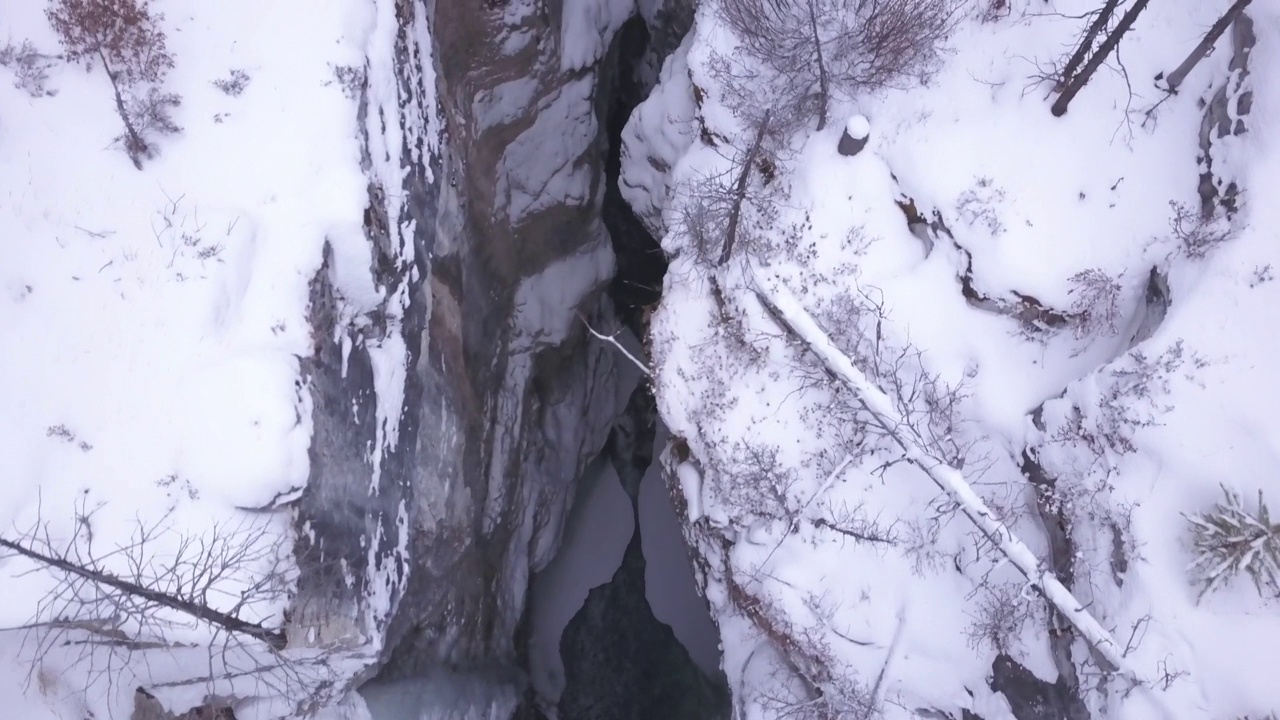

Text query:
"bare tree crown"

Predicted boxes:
[[46, 0, 172, 84], [717, 0, 958, 130], [45, 0, 179, 167]]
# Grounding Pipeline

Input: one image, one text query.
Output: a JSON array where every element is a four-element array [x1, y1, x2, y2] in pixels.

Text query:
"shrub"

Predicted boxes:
[[1067, 268, 1123, 339], [1169, 200, 1232, 259], [46, 0, 178, 167], [0, 39, 58, 97], [1186, 485, 1280, 600], [212, 67, 250, 96]]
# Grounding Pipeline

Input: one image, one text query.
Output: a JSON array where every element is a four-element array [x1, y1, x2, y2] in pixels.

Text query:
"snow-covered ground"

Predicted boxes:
[[629, 0, 1280, 718], [0, 0, 405, 716]]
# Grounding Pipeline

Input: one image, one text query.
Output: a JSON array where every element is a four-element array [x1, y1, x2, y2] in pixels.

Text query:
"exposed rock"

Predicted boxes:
[[283, 0, 706, 715], [133, 689, 235, 720], [1127, 266, 1171, 348], [990, 654, 1090, 720], [559, 529, 730, 720], [291, 0, 636, 689], [1197, 11, 1255, 217]]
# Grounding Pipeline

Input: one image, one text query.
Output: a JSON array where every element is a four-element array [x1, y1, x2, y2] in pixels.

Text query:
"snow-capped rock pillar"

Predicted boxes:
[[838, 115, 870, 156]]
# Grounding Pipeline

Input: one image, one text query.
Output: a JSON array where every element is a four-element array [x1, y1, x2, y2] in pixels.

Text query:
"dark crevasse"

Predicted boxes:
[[523, 14, 729, 720], [604, 17, 669, 337]]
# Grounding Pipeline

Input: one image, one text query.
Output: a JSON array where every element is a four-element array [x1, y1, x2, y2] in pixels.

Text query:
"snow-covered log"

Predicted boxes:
[[752, 278, 1130, 674]]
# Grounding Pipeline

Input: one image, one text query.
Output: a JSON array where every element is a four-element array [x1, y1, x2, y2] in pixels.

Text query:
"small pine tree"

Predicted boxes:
[[45, 0, 177, 167], [1185, 484, 1280, 600]]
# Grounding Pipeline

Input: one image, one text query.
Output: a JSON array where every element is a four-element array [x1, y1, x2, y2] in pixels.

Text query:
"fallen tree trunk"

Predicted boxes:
[[750, 277, 1129, 674]]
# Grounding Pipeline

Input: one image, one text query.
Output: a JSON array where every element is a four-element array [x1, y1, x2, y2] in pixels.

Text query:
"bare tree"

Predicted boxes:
[[716, 0, 958, 131], [1055, 0, 1124, 91], [1159, 0, 1252, 94], [672, 113, 782, 269], [719, 110, 772, 265], [1051, 0, 1152, 117], [45, 0, 179, 167], [0, 500, 335, 710]]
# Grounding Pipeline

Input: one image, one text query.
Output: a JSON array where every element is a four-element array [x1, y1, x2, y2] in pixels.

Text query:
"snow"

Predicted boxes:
[[845, 114, 870, 140], [560, 0, 636, 72], [0, 0, 419, 715], [497, 76, 599, 222], [633, 0, 1280, 717], [619, 31, 698, 235]]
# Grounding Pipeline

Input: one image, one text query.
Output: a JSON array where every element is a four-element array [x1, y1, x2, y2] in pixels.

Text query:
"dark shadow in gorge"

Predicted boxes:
[[534, 14, 728, 720]]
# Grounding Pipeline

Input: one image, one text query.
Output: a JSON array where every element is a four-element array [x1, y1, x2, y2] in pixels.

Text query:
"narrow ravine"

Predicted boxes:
[[356, 6, 724, 720], [521, 15, 728, 720]]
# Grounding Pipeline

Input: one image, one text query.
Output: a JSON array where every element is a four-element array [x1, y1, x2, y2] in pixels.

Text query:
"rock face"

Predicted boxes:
[[559, 526, 729, 720], [286, 0, 702, 712]]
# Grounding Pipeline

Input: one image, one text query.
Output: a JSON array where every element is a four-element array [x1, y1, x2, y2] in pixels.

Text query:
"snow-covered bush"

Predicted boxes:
[[714, 0, 960, 131], [1052, 340, 1199, 458], [1186, 485, 1280, 601], [1168, 200, 1233, 259], [1067, 268, 1123, 339], [45, 0, 179, 167]]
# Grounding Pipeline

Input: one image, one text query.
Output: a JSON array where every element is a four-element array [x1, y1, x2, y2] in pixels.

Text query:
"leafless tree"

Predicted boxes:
[[1067, 268, 1123, 339], [752, 278, 1132, 672], [45, 0, 179, 167], [1052, 0, 1152, 117], [0, 499, 330, 708], [1168, 200, 1233, 258], [716, 0, 958, 132], [1055, 0, 1124, 91], [1159, 0, 1252, 94], [672, 114, 783, 269]]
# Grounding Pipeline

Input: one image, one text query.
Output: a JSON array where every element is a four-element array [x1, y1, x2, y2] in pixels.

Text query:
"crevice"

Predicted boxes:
[[603, 17, 669, 337], [520, 12, 728, 720]]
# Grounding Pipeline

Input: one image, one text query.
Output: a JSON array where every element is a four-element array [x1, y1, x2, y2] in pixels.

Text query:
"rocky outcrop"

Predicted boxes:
[[291, 0, 643, 694], [1197, 11, 1255, 217], [285, 0, 705, 714], [559, 529, 729, 720]]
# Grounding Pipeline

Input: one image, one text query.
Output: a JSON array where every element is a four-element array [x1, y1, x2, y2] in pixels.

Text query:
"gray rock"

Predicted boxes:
[[990, 654, 1089, 720], [559, 531, 729, 720]]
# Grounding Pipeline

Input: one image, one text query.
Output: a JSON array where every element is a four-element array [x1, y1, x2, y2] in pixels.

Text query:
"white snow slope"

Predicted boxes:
[[626, 1, 1280, 719], [0, 0, 423, 717]]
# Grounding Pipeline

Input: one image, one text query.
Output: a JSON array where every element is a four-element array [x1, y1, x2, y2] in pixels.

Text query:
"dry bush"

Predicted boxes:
[[212, 68, 250, 96], [1067, 268, 1123, 339], [1168, 200, 1233, 259], [715, 0, 960, 131], [1051, 340, 1202, 458], [965, 582, 1045, 653], [46, 0, 178, 167], [1186, 485, 1280, 601], [0, 39, 59, 97]]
